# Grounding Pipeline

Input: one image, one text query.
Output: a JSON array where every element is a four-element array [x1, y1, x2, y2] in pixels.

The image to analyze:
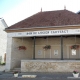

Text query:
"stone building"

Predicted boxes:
[[0, 18, 7, 62], [5, 9, 80, 72]]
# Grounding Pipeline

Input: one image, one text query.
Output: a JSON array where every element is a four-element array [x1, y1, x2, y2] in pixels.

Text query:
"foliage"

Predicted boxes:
[[13, 71, 18, 74], [18, 46, 26, 50], [43, 45, 51, 50], [0, 62, 5, 65], [70, 45, 79, 49], [73, 70, 78, 74]]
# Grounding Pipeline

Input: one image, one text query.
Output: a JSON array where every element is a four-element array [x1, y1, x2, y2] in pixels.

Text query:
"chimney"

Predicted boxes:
[[41, 8, 42, 12], [64, 5, 66, 10]]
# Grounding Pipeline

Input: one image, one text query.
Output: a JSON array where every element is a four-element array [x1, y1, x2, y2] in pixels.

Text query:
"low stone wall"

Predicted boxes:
[[21, 60, 80, 72]]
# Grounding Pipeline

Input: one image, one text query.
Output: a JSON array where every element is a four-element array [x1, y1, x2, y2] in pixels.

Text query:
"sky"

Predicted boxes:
[[0, 0, 80, 26]]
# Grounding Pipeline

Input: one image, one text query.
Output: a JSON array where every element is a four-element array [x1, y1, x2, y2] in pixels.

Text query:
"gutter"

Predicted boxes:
[[5, 24, 80, 31]]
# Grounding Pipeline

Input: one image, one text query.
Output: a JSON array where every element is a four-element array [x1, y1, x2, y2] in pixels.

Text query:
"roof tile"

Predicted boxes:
[[6, 10, 80, 29]]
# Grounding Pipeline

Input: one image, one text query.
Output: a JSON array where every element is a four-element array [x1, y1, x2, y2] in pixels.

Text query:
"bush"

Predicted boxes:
[[1, 63, 5, 65], [0, 62, 5, 65], [13, 71, 18, 74]]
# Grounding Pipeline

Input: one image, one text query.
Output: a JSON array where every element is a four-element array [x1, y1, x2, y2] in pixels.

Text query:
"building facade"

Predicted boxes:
[[5, 9, 80, 72], [0, 18, 7, 62]]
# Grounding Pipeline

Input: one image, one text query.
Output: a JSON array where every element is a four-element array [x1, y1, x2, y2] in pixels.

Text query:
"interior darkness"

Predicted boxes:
[[30, 35, 80, 39]]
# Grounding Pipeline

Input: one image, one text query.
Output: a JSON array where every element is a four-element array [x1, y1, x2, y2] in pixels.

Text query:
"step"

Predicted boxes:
[[11, 68, 21, 72], [14, 68, 21, 70]]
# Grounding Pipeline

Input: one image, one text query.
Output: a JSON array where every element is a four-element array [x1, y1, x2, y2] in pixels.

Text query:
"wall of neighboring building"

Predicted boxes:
[[0, 19, 7, 62]]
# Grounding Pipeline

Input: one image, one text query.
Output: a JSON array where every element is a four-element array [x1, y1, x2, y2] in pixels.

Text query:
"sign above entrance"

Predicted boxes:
[[8, 29, 80, 37]]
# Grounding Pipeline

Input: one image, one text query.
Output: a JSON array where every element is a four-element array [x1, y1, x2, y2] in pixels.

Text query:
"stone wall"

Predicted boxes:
[[21, 60, 80, 72]]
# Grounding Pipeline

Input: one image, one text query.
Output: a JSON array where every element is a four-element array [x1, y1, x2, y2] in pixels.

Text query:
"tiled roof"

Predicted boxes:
[[6, 10, 80, 29]]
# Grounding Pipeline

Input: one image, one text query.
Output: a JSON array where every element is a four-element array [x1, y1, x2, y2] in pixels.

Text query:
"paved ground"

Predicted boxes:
[[0, 72, 80, 80]]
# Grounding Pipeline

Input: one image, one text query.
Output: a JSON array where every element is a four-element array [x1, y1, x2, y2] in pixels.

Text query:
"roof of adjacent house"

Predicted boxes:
[[6, 9, 80, 30]]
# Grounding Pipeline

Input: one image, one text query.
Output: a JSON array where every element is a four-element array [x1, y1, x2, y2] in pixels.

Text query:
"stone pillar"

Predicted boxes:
[[5, 37, 12, 71]]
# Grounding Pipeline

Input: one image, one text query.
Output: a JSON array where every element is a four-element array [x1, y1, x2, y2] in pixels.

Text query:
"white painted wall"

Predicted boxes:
[[5, 37, 12, 71], [0, 18, 7, 62]]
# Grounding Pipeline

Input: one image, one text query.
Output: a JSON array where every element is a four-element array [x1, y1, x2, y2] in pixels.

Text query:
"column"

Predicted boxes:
[[5, 37, 12, 71], [61, 36, 63, 60], [33, 36, 35, 59]]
